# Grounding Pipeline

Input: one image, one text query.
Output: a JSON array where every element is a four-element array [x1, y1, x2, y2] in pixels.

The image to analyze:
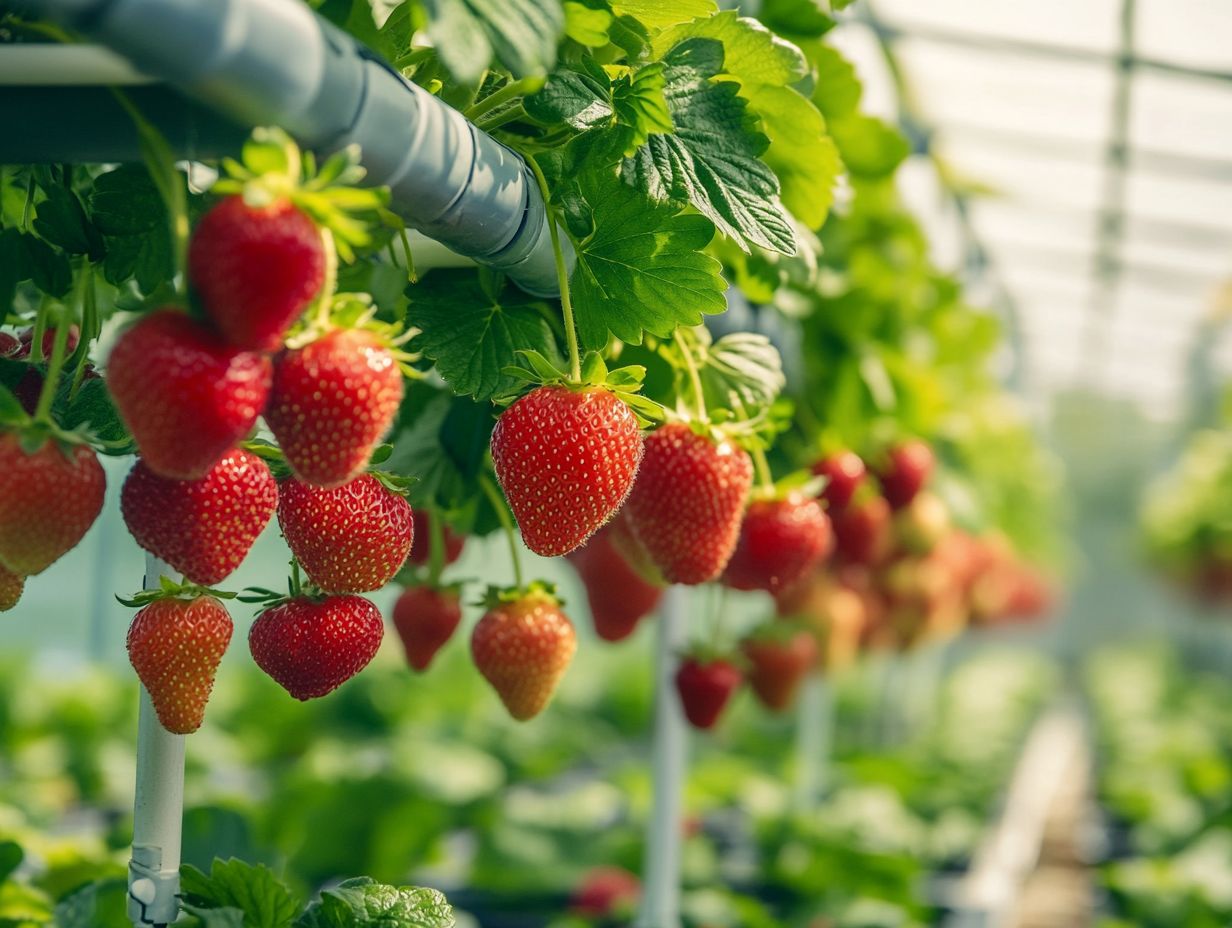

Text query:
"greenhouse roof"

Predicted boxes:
[[832, 0, 1232, 422]]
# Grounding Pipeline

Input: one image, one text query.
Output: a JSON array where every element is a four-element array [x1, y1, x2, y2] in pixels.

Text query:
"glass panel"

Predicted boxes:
[[1136, 0, 1232, 73], [874, 0, 1120, 54], [1130, 71, 1232, 161]]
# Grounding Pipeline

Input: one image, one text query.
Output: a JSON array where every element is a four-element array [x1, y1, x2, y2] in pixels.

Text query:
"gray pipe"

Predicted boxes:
[[20, 0, 570, 296]]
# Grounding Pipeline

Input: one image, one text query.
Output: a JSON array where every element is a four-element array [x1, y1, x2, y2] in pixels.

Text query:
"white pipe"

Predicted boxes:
[[636, 585, 688, 928], [0, 45, 153, 85], [793, 674, 832, 810], [127, 554, 186, 928]]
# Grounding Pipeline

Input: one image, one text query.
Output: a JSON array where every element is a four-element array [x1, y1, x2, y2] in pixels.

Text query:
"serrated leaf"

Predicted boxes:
[[806, 40, 862, 120], [422, 0, 563, 84], [609, 0, 716, 30], [0, 385, 30, 428], [698, 331, 786, 415], [624, 38, 795, 255], [183, 903, 247, 928], [294, 878, 454, 928], [33, 185, 101, 257], [611, 63, 673, 150], [180, 859, 299, 928], [54, 878, 130, 928], [564, 0, 613, 46], [759, 0, 835, 38], [22, 232, 71, 297], [90, 165, 174, 293], [408, 269, 560, 401], [830, 113, 910, 179], [564, 169, 726, 349], [0, 228, 22, 309], [653, 10, 807, 85], [525, 64, 614, 130]]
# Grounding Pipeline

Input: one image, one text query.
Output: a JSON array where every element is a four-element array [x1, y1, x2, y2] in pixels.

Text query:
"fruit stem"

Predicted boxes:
[[710, 585, 730, 649], [398, 227, 417, 284], [289, 560, 304, 598], [527, 157, 582, 383], [464, 76, 543, 123], [21, 174, 34, 230], [68, 264, 96, 399], [674, 329, 708, 423], [751, 442, 775, 492], [33, 299, 71, 424], [312, 227, 339, 330], [426, 505, 446, 588], [480, 472, 524, 589]]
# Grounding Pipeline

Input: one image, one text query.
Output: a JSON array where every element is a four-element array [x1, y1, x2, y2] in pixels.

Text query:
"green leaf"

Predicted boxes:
[[294, 878, 454, 928], [0, 228, 22, 309], [698, 331, 786, 415], [21, 232, 71, 297], [611, 63, 673, 149], [90, 165, 175, 293], [408, 269, 560, 401], [0, 843, 20, 885], [180, 859, 300, 928], [525, 63, 614, 130], [563, 0, 613, 46], [624, 38, 796, 255], [183, 903, 248, 928], [806, 40, 862, 120], [758, 0, 835, 38], [564, 168, 727, 349], [54, 879, 130, 928], [0, 385, 29, 429], [422, 0, 564, 84], [33, 185, 101, 258], [609, 0, 716, 31], [0, 880, 53, 923], [656, 13, 838, 229], [56, 377, 134, 451], [830, 113, 911, 178]]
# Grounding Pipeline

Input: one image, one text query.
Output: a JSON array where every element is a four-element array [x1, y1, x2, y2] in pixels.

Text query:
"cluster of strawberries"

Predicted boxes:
[[109, 190, 411, 735]]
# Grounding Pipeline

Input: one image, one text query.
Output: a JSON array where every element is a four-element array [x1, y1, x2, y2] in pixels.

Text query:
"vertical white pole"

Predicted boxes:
[[793, 673, 832, 811], [636, 584, 688, 928], [127, 554, 186, 928]]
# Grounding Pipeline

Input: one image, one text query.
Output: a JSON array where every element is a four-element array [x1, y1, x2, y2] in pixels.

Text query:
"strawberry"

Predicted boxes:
[[570, 867, 641, 918], [567, 522, 663, 642], [740, 627, 818, 712], [625, 422, 753, 585], [391, 583, 463, 671], [126, 593, 233, 734], [723, 493, 832, 594], [0, 333, 19, 357], [265, 328, 403, 487], [188, 195, 326, 352], [249, 594, 384, 700], [121, 450, 278, 585], [490, 385, 643, 557], [877, 440, 934, 510], [470, 584, 576, 720], [277, 475, 413, 593], [812, 450, 865, 512], [0, 433, 106, 575], [894, 491, 951, 554], [107, 310, 272, 480], [407, 509, 465, 567], [17, 324, 80, 360], [675, 655, 742, 730], [832, 495, 892, 567], [0, 563, 24, 612]]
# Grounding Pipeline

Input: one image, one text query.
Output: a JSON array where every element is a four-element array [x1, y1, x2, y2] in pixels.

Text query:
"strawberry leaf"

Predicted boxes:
[[180, 859, 300, 928], [293, 877, 454, 928], [421, 0, 563, 85]]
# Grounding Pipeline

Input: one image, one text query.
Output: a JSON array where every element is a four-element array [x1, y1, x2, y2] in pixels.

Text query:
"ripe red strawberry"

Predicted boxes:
[[812, 450, 866, 512], [675, 655, 742, 730], [570, 867, 641, 918], [0, 332, 19, 357], [877, 440, 934, 510], [567, 522, 663, 642], [107, 310, 272, 480], [471, 585, 577, 720], [724, 493, 833, 594], [832, 495, 892, 567], [625, 422, 753, 585], [17, 324, 80, 360], [188, 195, 326, 352], [265, 328, 403, 487], [490, 385, 643, 557], [391, 583, 463, 671], [407, 509, 465, 567], [0, 434, 105, 575], [121, 450, 277, 585], [277, 475, 413, 593], [249, 594, 384, 700], [740, 628, 818, 712], [0, 563, 24, 612], [126, 594, 233, 734]]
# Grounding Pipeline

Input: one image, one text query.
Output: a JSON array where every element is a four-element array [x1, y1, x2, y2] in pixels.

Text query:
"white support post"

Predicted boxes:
[[636, 584, 688, 928], [128, 555, 186, 928], [793, 673, 833, 811]]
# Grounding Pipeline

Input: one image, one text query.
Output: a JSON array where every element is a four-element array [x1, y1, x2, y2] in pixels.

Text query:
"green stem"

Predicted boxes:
[[21, 175, 34, 230], [426, 505, 446, 588], [33, 302, 70, 424], [527, 157, 581, 382], [289, 560, 303, 598], [711, 585, 730, 649], [480, 472, 524, 589], [68, 264, 96, 400], [750, 442, 775, 492], [464, 77, 542, 123], [392, 47, 435, 71], [475, 104, 529, 133], [398, 227, 417, 284], [312, 227, 338, 329], [675, 329, 708, 423]]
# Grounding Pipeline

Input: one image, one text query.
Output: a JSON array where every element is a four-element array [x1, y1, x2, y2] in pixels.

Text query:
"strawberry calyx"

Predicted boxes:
[[677, 642, 745, 670], [498, 349, 662, 426], [116, 575, 237, 609], [237, 559, 325, 609], [746, 471, 828, 504], [741, 620, 815, 647], [282, 292, 423, 378], [212, 128, 389, 264], [0, 393, 115, 460], [475, 578, 562, 611]]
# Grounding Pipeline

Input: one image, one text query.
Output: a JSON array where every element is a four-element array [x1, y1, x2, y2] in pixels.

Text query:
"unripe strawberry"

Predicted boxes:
[[277, 475, 413, 593], [0, 433, 106, 575], [391, 584, 463, 671], [107, 310, 272, 480], [471, 585, 576, 720], [188, 195, 325, 352], [249, 594, 384, 700], [265, 328, 403, 488], [491, 385, 643, 557], [625, 423, 753, 585], [121, 450, 278, 585], [127, 594, 233, 734]]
